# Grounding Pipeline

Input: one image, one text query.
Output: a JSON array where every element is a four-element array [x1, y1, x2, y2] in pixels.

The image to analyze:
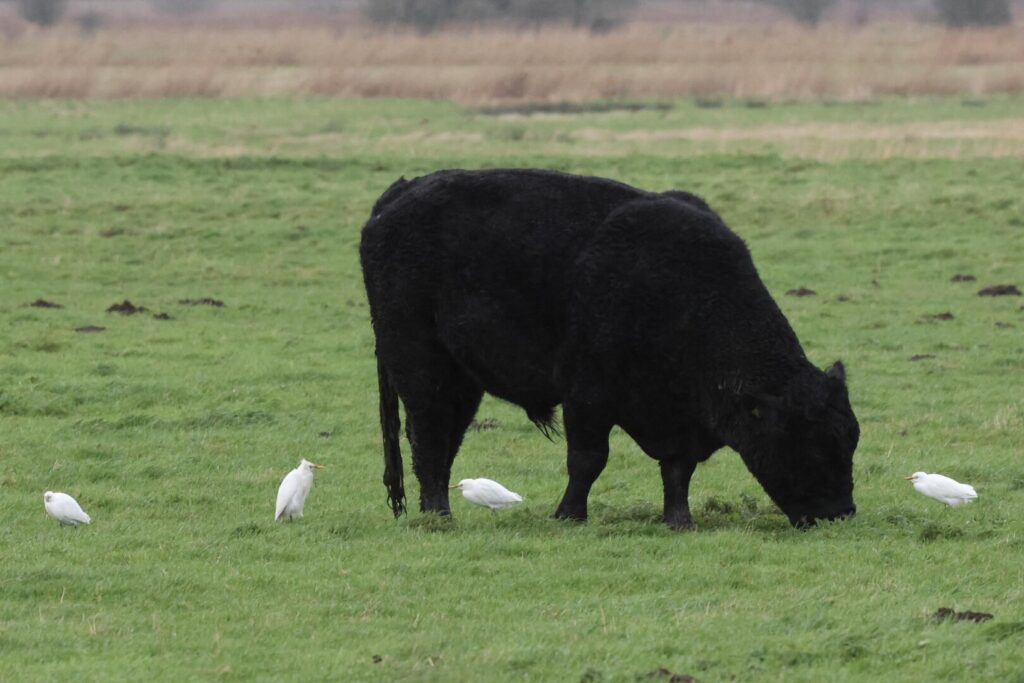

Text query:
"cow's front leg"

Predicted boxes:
[[553, 405, 612, 522], [660, 458, 696, 530]]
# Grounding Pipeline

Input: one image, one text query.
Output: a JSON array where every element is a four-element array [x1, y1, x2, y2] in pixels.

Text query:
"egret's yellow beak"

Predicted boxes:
[[313, 463, 325, 469], [902, 475, 913, 480], [448, 484, 459, 489]]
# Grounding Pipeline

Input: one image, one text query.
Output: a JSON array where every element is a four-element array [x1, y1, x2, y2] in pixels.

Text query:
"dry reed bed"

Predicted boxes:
[[1, 20, 1023, 100]]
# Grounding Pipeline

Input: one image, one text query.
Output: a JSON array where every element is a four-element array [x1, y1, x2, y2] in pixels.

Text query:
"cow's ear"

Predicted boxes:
[[825, 360, 846, 384]]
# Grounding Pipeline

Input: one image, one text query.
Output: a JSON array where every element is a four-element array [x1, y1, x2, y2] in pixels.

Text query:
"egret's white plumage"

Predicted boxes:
[[43, 491, 91, 526], [450, 478, 523, 512], [275, 459, 323, 521], [904, 472, 977, 507]]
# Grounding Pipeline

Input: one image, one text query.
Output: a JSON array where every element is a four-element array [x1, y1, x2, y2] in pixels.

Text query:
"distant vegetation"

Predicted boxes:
[[15, 0, 66, 26], [364, 0, 638, 32], [760, 0, 837, 26], [934, 0, 1012, 27], [150, 0, 219, 16]]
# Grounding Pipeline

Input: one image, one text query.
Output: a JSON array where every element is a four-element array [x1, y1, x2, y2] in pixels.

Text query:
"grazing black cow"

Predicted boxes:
[[360, 169, 859, 529]]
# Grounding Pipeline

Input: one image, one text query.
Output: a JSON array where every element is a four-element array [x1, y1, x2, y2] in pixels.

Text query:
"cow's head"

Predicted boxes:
[[740, 361, 859, 528]]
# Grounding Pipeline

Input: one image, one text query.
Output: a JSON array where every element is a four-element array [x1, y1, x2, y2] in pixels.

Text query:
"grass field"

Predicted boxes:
[[1, 96, 1023, 681]]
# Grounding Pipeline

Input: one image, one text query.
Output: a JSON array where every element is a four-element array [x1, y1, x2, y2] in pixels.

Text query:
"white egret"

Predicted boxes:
[[275, 459, 324, 521], [43, 491, 91, 526], [904, 472, 977, 507], [450, 478, 523, 512]]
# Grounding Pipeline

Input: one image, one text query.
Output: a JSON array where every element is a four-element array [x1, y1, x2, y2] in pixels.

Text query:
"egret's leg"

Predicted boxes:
[[553, 403, 613, 522], [660, 458, 697, 530]]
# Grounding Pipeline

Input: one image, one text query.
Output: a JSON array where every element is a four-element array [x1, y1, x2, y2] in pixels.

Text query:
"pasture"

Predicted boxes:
[[1, 96, 1023, 681]]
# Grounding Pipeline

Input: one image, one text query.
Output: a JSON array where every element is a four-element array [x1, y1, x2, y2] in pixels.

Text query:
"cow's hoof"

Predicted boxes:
[[552, 508, 587, 522], [664, 511, 695, 530], [409, 514, 455, 531]]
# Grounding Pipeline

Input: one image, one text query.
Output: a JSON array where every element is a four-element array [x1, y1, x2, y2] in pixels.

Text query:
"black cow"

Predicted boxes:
[[360, 169, 859, 528]]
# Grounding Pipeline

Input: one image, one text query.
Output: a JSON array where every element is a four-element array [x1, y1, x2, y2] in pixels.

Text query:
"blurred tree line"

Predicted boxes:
[[364, 0, 638, 32], [933, 0, 1012, 26], [364, 0, 1015, 29], [14, 0, 66, 25], [6, 0, 1016, 29]]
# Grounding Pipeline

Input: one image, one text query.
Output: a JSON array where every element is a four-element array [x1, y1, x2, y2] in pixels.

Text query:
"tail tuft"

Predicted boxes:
[[378, 355, 406, 517], [527, 406, 561, 442]]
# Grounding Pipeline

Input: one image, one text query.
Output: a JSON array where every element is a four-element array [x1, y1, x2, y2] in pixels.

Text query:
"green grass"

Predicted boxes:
[[2, 96, 1023, 682]]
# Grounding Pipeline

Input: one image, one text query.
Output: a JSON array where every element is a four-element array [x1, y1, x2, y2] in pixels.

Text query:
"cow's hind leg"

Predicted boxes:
[[553, 403, 613, 522], [398, 355, 482, 515], [660, 458, 697, 530], [443, 373, 484, 479]]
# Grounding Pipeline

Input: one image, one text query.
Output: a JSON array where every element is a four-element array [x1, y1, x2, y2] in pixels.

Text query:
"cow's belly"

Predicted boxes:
[[436, 289, 563, 417], [613, 386, 722, 462]]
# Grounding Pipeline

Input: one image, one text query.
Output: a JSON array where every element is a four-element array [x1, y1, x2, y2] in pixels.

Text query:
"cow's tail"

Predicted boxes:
[[378, 354, 406, 517]]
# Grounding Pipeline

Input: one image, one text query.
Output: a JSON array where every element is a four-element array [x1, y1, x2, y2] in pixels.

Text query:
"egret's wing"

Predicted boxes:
[[74, 504, 92, 524], [474, 480, 504, 504], [54, 494, 90, 524], [276, 470, 299, 519], [475, 479, 522, 507], [930, 475, 971, 498], [949, 485, 977, 505]]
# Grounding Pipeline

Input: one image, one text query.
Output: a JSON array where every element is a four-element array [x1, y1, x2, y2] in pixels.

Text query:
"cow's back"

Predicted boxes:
[[360, 169, 647, 418]]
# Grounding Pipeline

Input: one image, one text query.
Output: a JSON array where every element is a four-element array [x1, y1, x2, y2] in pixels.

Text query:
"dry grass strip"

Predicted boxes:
[[1, 20, 1023, 101]]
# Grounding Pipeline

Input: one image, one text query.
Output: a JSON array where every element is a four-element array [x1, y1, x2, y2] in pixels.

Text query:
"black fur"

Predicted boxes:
[[360, 169, 859, 528], [377, 355, 405, 517]]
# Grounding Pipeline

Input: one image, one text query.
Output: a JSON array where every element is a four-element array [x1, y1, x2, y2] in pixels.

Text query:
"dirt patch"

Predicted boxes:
[[29, 299, 62, 308], [478, 101, 672, 116], [995, 321, 1014, 329], [924, 312, 954, 321], [179, 297, 225, 307], [371, 655, 383, 664], [978, 284, 1021, 297], [951, 273, 976, 282], [153, 312, 172, 320], [107, 300, 148, 315], [786, 287, 817, 297], [910, 354, 935, 361], [99, 227, 125, 238], [318, 431, 333, 438], [469, 418, 500, 431], [643, 669, 698, 683], [933, 607, 993, 624], [75, 325, 105, 333], [836, 294, 850, 302]]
